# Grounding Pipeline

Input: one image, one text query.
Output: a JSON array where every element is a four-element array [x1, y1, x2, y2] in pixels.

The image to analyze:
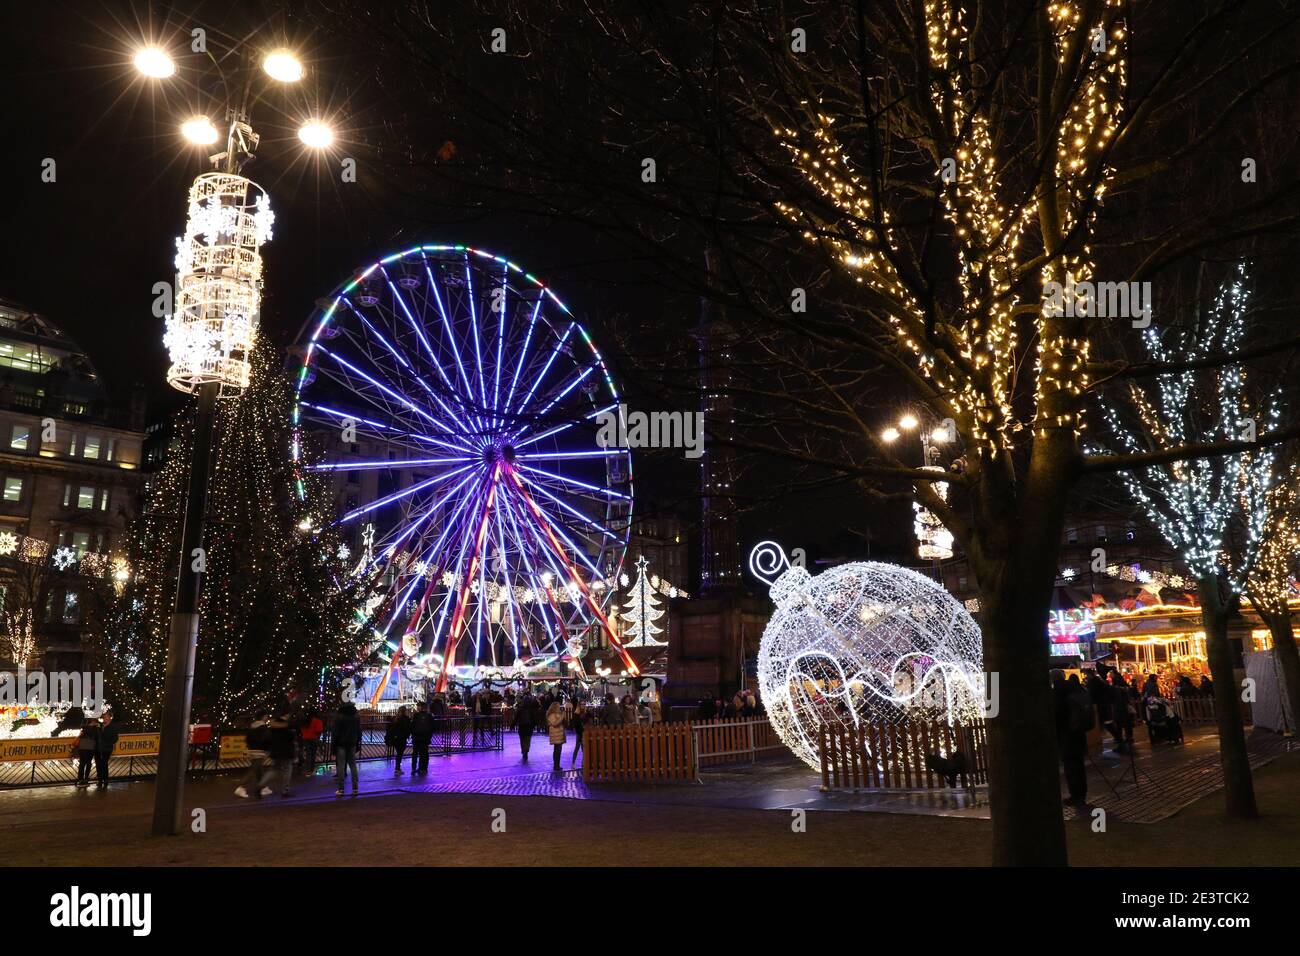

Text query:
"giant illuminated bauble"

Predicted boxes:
[[751, 542, 985, 770]]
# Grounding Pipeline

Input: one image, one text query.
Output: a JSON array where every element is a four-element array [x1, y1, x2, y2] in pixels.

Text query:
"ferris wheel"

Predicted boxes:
[[291, 244, 639, 688]]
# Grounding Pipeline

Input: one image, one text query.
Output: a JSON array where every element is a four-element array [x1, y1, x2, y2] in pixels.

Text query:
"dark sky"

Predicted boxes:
[[3, 0, 901, 574]]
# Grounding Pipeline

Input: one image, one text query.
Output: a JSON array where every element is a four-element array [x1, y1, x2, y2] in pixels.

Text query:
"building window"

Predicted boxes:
[[71, 531, 90, 556], [99, 489, 109, 512], [105, 438, 116, 462], [77, 486, 95, 510], [68, 434, 78, 457], [10, 425, 29, 450], [83, 436, 100, 460], [63, 591, 81, 625], [3, 477, 22, 502], [1096, 525, 1109, 544]]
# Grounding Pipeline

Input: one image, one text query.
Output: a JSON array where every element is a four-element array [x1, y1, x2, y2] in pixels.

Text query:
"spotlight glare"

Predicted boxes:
[[180, 116, 219, 145], [134, 47, 175, 78], [263, 50, 304, 82], [298, 121, 335, 149]]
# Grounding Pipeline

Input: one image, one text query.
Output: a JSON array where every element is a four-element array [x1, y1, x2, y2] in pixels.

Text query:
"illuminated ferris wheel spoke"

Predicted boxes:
[[516, 463, 631, 501], [294, 245, 632, 683], [515, 471, 620, 541], [510, 322, 575, 433]]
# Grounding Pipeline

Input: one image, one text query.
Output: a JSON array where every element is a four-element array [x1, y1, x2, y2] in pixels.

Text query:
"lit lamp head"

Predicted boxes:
[[262, 49, 304, 83], [930, 425, 951, 443], [134, 46, 175, 78], [297, 120, 335, 149], [180, 116, 219, 145], [898, 413, 919, 431], [882, 427, 900, 443]]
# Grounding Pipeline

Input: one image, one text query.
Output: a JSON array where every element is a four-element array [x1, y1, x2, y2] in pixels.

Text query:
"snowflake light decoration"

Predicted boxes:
[[750, 542, 986, 770], [0, 531, 18, 557], [51, 547, 78, 571]]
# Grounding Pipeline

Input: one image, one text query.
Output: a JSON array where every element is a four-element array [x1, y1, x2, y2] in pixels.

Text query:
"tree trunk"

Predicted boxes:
[[1197, 576, 1257, 818], [981, 572, 1069, 865], [1262, 610, 1300, 735]]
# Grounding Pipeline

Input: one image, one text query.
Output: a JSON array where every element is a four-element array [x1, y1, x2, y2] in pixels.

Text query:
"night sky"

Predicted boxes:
[[4, 0, 901, 576]]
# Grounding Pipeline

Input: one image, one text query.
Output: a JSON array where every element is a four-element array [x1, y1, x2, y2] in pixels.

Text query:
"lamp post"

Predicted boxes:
[[134, 41, 334, 836], [882, 411, 959, 563]]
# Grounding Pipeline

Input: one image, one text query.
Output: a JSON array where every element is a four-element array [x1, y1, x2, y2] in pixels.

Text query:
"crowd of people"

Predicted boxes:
[[694, 690, 761, 721], [1052, 664, 1197, 808]]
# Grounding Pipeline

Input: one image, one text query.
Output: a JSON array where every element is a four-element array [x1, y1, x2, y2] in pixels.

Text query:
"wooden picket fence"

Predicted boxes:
[[582, 717, 784, 782], [818, 718, 989, 791], [582, 721, 695, 782]]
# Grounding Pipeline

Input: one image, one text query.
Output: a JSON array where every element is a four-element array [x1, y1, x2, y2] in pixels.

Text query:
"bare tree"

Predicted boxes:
[[303, 0, 1300, 864]]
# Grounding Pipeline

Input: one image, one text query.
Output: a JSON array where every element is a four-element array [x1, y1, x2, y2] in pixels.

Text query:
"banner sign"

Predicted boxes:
[[0, 732, 160, 763]]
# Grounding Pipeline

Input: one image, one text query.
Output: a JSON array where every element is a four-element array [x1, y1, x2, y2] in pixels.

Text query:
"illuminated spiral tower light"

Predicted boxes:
[[750, 542, 985, 770], [167, 172, 273, 394]]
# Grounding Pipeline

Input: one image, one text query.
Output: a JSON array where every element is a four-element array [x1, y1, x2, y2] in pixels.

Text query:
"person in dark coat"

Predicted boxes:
[[265, 711, 296, 797], [1052, 670, 1088, 807], [430, 693, 448, 718], [410, 701, 435, 776], [1109, 672, 1136, 754], [74, 718, 99, 788], [332, 702, 362, 795], [569, 700, 587, 768], [1199, 675, 1215, 697], [515, 689, 540, 759], [94, 711, 121, 790], [696, 697, 716, 720], [235, 712, 272, 799], [386, 706, 412, 775]]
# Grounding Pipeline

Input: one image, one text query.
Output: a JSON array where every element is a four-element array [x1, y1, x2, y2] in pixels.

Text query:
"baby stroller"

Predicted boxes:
[[1145, 697, 1184, 745]]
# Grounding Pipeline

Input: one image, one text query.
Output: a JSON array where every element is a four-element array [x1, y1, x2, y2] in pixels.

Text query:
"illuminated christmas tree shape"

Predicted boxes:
[[750, 542, 985, 771], [621, 555, 667, 647]]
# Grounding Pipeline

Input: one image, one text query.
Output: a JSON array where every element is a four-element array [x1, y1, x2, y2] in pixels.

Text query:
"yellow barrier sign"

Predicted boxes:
[[0, 733, 160, 763], [219, 733, 248, 762]]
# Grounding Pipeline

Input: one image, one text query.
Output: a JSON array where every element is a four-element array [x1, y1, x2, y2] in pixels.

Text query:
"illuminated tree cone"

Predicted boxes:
[[621, 555, 667, 647], [292, 245, 638, 688], [750, 542, 985, 771]]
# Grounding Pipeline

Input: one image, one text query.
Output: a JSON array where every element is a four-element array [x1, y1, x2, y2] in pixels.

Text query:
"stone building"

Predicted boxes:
[[0, 299, 147, 672]]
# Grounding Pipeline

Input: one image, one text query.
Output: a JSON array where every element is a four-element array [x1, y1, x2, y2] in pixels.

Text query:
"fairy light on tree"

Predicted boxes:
[[1097, 263, 1279, 818], [1245, 477, 1300, 733], [98, 343, 370, 726]]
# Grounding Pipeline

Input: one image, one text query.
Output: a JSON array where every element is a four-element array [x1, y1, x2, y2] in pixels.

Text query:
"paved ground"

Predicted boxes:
[[3, 725, 1299, 866]]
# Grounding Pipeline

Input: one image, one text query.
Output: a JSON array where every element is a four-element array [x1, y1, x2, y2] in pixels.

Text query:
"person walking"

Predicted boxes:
[[515, 688, 540, 760], [1110, 671, 1136, 754], [332, 702, 363, 796], [265, 710, 296, 797], [94, 711, 120, 790], [620, 694, 638, 726], [387, 706, 412, 775], [74, 717, 99, 788], [570, 700, 587, 768], [1053, 670, 1091, 808], [601, 693, 623, 726], [410, 701, 435, 776], [235, 711, 272, 799], [546, 699, 567, 771], [475, 686, 494, 743], [298, 709, 324, 775]]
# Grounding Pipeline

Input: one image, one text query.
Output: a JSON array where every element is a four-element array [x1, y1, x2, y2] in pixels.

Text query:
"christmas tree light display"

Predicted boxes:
[[1097, 264, 1279, 590], [750, 542, 985, 771], [98, 341, 369, 725], [620, 555, 667, 647]]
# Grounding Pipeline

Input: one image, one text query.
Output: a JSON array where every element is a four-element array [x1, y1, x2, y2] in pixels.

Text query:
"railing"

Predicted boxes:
[[692, 718, 785, 771], [0, 715, 504, 790], [1168, 696, 1217, 725], [583, 717, 783, 784], [818, 718, 989, 791]]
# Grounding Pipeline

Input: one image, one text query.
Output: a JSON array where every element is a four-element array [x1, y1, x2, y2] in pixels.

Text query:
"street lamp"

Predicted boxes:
[[133, 38, 328, 837], [882, 410, 957, 561]]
